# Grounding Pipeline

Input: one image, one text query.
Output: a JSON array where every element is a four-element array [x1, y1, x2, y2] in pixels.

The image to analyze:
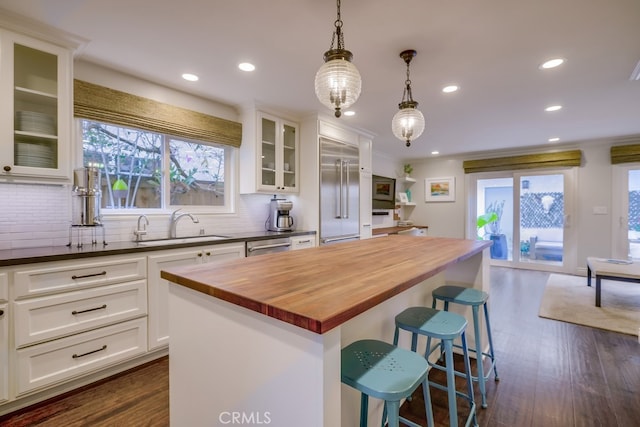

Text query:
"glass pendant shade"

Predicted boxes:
[[315, 56, 361, 117], [392, 106, 425, 147]]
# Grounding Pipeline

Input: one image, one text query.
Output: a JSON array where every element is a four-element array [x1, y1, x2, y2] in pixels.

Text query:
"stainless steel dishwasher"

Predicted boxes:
[[246, 237, 291, 257]]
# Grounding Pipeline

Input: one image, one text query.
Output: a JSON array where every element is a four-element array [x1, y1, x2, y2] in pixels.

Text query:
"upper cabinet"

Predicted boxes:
[[240, 108, 299, 194], [0, 29, 73, 182]]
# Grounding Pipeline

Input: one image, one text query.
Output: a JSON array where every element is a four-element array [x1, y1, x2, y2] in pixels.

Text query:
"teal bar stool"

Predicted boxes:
[[393, 307, 477, 427], [432, 285, 499, 409], [341, 339, 434, 427]]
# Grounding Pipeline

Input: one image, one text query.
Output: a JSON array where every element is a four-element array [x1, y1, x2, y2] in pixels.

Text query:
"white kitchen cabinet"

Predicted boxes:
[[0, 271, 7, 404], [147, 242, 245, 350], [15, 317, 147, 395], [10, 255, 149, 398], [13, 255, 147, 299], [0, 302, 7, 404], [14, 280, 147, 348], [0, 28, 73, 182], [0, 271, 7, 302], [290, 235, 316, 250], [359, 136, 373, 240], [240, 108, 299, 194]]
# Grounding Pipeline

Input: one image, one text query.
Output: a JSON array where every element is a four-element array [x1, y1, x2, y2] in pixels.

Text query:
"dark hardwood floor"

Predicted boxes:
[[1, 267, 639, 426], [0, 357, 169, 427]]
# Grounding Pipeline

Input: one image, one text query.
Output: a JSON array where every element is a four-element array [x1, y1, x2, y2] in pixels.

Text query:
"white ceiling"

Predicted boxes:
[[1, 0, 639, 161]]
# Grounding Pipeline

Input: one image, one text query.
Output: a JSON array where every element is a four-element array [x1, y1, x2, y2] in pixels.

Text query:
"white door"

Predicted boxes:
[[469, 168, 576, 273], [612, 164, 640, 260]]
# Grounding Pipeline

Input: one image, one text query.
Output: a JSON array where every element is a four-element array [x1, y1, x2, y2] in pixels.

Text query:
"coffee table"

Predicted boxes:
[[586, 257, 640, 307]]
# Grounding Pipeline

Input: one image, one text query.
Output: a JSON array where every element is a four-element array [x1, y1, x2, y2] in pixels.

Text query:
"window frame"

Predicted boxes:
[[76, 118, 237, 216]]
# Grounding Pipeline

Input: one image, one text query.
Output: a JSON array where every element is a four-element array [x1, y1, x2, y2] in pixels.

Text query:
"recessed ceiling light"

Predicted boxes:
[[548, 137, 560, 142], [343, 110, 355, 116], [545, 105, 562, 112], [540, 58, 565, 69], [442, 85, 459, 93], [238, 62, 255, 72], [431, 151, 439, 155], [181, 73, 199, 82]]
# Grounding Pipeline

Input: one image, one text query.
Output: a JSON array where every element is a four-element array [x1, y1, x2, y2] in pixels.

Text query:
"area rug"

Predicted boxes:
[[539, 273, 640, 336]]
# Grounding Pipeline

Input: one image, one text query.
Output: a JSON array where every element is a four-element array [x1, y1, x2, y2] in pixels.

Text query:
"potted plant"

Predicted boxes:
[[403, 163, 413, 177], [476, 211, 498, 239], [482, 200, 508, 259]]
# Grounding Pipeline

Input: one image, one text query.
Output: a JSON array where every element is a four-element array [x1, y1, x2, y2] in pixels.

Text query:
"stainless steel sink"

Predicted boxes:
[[137, 235, 230, 247]]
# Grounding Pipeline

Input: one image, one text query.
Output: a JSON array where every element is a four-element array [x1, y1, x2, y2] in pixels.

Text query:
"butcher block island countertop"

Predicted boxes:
[[163, 235, 491, 427], [161, 235, 490, 334]]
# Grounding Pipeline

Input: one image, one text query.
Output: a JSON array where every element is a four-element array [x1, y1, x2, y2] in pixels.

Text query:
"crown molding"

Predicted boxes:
[[0, 7, 88, 54]]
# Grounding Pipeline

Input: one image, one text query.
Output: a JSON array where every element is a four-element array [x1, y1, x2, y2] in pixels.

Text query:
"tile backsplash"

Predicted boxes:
[[0, 183, 282, 250], [0, 183, 71, 250]]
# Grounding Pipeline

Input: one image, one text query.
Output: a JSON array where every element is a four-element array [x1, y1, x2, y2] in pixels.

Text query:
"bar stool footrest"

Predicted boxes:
[[449, 343, 499, 382]]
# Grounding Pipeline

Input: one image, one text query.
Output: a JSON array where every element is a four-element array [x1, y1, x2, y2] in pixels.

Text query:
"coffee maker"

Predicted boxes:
[[267, 197, 294, 231]]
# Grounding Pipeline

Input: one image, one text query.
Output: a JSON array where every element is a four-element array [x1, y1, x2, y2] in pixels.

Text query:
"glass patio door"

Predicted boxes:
[[472, 169, 575, 273], [517, 173, 565, 267], [612, 165, 640, 260]]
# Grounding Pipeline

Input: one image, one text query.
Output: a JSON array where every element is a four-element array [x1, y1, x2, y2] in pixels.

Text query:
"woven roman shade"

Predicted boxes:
[[74, 79, 242, 147], [610, 144, 640, 164], [463, 150, 582, 174]]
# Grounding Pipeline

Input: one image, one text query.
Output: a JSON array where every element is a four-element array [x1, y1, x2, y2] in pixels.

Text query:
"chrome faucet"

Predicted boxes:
[[169, 209, 199, 238], [133, 215, 149, 242]]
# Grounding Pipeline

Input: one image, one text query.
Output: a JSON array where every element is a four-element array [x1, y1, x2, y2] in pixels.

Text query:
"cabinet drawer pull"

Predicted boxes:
[[72, 344, 107, 359], [72, 304, 107, 315], [297, 239, 311, 244], [72, 271, 107, 280]]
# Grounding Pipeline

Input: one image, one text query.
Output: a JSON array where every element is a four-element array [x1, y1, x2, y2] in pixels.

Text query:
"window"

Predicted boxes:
[[81, 119, 232, 212]]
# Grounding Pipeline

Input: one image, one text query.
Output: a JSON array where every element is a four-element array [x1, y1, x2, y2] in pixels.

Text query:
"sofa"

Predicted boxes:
[[529, 229, 563, 260]]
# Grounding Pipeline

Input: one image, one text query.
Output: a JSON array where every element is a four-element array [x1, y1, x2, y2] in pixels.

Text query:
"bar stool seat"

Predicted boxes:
[[341, 339, 434, 427], [393, 307, 478, 427], [432, 285, 499, 409]]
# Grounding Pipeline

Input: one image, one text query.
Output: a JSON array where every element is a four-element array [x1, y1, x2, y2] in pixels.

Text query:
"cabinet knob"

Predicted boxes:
[[197, 253, 203, 257], [3, 165, 11, 172], [205, 252, 211, 256], [0, 309, 4, 316]]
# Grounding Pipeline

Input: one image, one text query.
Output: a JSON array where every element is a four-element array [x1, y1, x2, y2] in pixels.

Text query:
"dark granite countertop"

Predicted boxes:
[[0, 230, 316, 267]]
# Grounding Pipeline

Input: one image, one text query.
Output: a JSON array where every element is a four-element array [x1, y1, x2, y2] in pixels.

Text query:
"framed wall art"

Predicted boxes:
[[425, 177, 455, 202]]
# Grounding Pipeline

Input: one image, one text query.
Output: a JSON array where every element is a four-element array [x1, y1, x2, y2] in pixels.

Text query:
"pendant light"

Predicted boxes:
[[314, 0, 361, 118], [391, 49, 425, 147]]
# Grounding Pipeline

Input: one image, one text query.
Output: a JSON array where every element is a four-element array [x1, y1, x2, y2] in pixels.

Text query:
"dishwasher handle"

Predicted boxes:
[[247, 242, 291, 252]]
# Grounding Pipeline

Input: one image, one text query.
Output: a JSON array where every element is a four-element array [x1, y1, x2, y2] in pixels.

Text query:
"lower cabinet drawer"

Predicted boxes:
[[13, 255, 147, 299], [14, 280, 147, 348], [15, 317, 147, 395]]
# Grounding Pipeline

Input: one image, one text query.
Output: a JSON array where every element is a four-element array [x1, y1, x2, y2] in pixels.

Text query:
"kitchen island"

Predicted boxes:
[[161, 235, 491, 426]]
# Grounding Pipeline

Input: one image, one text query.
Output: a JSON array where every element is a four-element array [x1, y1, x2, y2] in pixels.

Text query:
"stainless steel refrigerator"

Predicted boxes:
[[319, 138, 360, 245]]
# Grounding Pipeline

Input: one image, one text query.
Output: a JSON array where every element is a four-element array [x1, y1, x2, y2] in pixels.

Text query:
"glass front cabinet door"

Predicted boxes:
[[258, 112, 298, 193], [0, 29, 73, 181]]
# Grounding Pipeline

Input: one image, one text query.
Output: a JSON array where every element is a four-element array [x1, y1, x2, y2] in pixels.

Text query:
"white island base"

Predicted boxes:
[[168, 247, 488, 427]]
